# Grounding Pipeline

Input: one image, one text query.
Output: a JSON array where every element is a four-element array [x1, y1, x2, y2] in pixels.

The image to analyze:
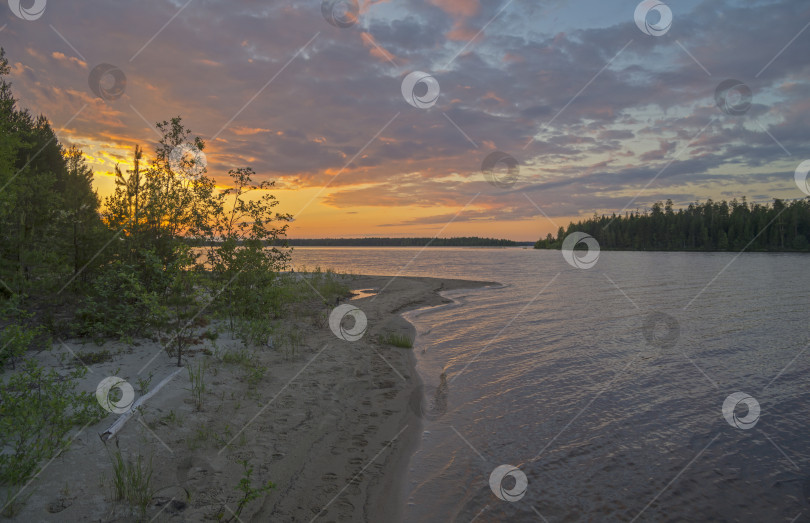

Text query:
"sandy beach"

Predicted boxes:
[[5, 275, 493, 522]]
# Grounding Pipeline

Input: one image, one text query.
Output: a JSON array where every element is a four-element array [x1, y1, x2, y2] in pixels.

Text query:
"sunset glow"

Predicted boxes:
[[3, 0, 808, 240]]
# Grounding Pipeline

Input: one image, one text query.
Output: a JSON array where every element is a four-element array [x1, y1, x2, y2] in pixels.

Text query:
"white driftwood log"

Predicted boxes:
[[100, 366, 184, 441]]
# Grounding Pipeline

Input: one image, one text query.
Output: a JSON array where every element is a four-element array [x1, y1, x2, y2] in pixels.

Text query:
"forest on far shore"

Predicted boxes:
[[535, 198, 810, 252]]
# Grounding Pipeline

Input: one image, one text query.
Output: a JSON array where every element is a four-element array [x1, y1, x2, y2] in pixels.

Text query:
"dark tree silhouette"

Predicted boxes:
[[535, 198, 810, 252]]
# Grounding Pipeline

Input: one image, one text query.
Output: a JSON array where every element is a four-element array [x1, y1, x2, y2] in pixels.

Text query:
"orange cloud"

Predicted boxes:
[[25, 47, 45, 60], [429, 0, 481, 41], [428, 0, 479, 17], [447, 22, 479, 41], [51, 52, 87, 69], [481, 91, 505, 105], [503, 52, 524, 63], [358, 0, 392, 15], [360, 32, 400, 64], [10, 61, 33, 78], [194, 59, 221, 67], [231, 126, 271, 136]]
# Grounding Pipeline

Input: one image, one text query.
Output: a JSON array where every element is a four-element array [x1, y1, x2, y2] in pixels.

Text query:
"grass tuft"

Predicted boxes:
[[108, 446, 154, 517], [187, 360, 207, 411], [379, 331, 413, 348]]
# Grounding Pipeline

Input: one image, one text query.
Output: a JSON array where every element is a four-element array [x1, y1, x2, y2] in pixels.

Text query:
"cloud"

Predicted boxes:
[[1, 0, 808, 239], [360, 32, 401, 64], [230, 126, 271, 136], [428, 0, 479, 18], [51, 52, 87, 69]]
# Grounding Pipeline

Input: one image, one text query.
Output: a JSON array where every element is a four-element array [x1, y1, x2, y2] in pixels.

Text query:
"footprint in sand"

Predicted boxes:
[[351, 435, 369, 447], [322, 472, 339, 482], [320, 483, 339, 494], [46, 497, 74, 513], [335, 498, 355, 519], [176, 455, 217, 485], [347, 473, 364, 485], [227, 450, 256, 463]]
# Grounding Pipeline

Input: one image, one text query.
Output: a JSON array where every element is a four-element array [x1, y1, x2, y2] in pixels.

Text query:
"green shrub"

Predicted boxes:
[[245, 365, 266, 390], [0, 360, 104, 487], [308, 267, 350, 303], [234, 317, 275, 348], [228, 272, 291, 322], [136, 373, 153, 394], [217, 460, 274, 522], [219, 347, 255, 367], [74, 261, 166, 339], [0, 324, 48, 371]]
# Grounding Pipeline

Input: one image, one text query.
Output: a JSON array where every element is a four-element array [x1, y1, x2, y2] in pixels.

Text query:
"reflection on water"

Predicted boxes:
[[293, 248, 810, 522], [349, 288, 378, 300]]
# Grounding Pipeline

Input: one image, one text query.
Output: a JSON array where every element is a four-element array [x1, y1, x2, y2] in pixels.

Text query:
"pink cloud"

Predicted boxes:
[[428, 0, 479, 17]]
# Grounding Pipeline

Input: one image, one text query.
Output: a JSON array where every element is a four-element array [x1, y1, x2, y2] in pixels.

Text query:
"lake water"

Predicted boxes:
[[291, 247, 810, 522]]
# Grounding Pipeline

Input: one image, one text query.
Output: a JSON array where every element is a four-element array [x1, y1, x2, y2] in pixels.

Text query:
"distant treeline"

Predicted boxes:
[[286, 237, 531, 247], [535, 198, 810, 252]]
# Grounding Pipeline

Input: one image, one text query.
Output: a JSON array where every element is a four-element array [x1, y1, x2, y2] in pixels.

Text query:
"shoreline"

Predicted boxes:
[[4, 274, 494, 522], [365, 277, 497, 523]]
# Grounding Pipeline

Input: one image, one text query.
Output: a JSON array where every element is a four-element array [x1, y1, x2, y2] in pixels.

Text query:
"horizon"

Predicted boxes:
[[283, 194, 808, 242], [3, 0, 809, 241]]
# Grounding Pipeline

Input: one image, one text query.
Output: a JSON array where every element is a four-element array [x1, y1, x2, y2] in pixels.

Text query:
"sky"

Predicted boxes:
[[1, 0, 809, 240]]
